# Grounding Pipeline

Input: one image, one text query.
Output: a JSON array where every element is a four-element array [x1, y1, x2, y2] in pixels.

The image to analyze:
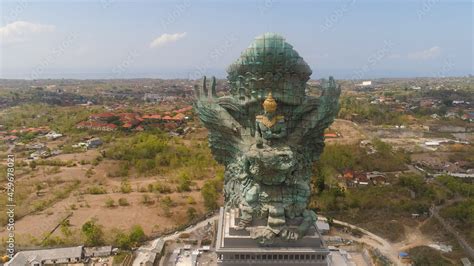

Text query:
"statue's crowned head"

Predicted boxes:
[[263, 92, 277, 113], [226, 33, 312, 105]]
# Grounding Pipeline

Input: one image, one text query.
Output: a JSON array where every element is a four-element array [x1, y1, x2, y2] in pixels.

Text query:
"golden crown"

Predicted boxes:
[[262, 93, 277, 113]]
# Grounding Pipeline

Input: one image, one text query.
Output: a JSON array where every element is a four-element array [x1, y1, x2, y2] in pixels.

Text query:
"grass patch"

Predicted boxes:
[[407, 246, 451, 266]]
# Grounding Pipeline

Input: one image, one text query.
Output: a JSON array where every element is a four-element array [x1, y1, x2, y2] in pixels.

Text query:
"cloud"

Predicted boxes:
[[408, 46, 441, 60], [0, 21, 55, 44], [150, 32, 186, 48]]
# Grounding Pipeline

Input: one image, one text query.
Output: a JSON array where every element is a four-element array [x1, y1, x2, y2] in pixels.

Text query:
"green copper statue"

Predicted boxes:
[[194, 33, 340, 244]]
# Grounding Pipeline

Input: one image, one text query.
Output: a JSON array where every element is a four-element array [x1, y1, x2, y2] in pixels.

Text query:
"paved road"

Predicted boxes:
[[162, 215, 219, 242]]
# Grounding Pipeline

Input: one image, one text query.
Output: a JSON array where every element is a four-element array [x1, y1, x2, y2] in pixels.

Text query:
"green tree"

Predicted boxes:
[[60, 219, 72, 237], [201, 180, 219, 210], [81, 219, 104, 246], [187, 207, 197, 222], [129, 225, 145, 244], [114, 230, 132, 249]]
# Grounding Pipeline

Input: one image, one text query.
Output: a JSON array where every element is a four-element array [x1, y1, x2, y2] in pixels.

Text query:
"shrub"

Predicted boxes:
[[105, 197, 115, 208], [129, 225, 145, 243], [85, 168, 95, 178], [186, 196, 196, 205], [187, 207, 197, 221], [87, 186, 107, 194], [113, 225, 146, 249], [120, 180, 132, 193], [177, 172, 192, 192], [153, 182, 172, 193], [118, 198, 129, 206], [141, 194, 154, 205]]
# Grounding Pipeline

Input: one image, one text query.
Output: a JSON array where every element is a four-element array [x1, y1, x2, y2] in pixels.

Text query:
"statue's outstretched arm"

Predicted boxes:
[[194, 76, 251, 164]]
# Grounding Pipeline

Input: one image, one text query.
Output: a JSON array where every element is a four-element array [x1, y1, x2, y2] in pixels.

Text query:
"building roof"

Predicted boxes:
[[316, 220, 330, 231], [84, 246, 112, 257], [6, 246, 83, 265], [132, 251, 156, 266], [142, 114, 162, 119], [173, 113, 186, 121]]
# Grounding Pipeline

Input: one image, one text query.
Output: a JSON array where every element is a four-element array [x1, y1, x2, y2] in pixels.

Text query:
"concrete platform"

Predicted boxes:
[[215, 208, 329, 266]]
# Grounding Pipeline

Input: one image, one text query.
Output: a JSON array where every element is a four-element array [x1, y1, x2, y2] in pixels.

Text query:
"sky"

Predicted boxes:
[[0, 0, 472, 79]]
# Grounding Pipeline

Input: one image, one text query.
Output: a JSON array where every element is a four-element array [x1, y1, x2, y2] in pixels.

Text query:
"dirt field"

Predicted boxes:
[[325, 119, 367, 145], [0, 135, 219, 248]]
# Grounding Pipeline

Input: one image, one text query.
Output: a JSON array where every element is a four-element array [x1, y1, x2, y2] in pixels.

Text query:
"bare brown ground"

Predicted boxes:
[[0, 147, 214, 247], [325, 119, 367, 145]]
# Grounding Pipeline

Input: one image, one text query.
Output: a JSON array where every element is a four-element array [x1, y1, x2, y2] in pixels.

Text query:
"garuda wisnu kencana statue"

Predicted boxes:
[[194, 33, 340, 244]]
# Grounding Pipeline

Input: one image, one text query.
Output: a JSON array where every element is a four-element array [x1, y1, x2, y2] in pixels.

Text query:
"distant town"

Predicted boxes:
[[0, 76, 473, 265]]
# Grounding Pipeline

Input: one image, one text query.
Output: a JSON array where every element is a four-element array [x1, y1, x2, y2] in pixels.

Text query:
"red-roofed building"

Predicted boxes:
[[172, 113, 186, 121], [354, 172, 370, 186], [324, 133, 338, 138], [142, 114, 162, 120], [342, 169, 355, 181]]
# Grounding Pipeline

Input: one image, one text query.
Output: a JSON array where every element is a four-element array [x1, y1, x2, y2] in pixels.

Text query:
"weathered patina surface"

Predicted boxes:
[[194, 33, 340, 244]]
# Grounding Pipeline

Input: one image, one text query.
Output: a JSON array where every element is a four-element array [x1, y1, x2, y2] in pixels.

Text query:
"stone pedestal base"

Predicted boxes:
[[215, 208, 329, 266]]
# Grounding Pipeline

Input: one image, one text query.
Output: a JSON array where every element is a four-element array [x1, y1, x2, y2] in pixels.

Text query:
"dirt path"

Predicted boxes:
[[393, 221, 433, 252], [333, 219, 402, 265]]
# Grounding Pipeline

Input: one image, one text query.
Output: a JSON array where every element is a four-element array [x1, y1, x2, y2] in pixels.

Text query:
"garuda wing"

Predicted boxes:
[[193, 76, 250, 165], [288, 77, 341, 160]]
